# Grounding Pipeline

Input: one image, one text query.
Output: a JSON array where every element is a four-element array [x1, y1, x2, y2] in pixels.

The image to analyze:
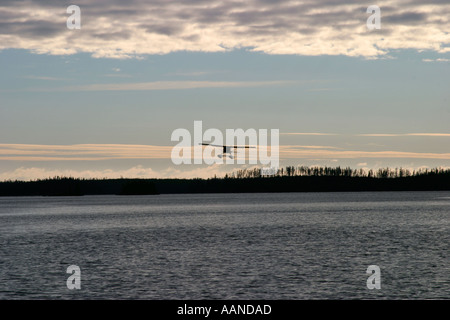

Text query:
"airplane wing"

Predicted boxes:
[[199, 143, 224, 147], [229, 145, 255, 149], [200, 143, 255, 149]]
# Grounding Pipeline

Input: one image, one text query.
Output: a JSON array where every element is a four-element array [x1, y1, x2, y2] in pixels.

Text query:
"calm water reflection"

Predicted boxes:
[[0, 191, 449, 299]]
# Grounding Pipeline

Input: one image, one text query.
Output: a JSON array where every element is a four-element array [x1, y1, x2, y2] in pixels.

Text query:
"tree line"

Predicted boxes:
[[0, 166, 449, 196], [226, 166, 450, 179]]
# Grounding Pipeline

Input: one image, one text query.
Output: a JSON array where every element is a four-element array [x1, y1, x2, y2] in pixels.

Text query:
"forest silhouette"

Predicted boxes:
[[1, 166, 449, 196]]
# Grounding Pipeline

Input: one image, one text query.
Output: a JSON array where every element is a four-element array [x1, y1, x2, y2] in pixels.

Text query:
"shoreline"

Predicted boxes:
[[1, 174, 449, 196]]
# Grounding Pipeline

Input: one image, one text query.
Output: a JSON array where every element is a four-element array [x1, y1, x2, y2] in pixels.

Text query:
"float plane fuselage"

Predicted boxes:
[[200, 143, 255, 159]]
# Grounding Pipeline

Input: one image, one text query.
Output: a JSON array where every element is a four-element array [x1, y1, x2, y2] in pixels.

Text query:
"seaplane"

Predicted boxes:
[[199, 143, 255, 159]]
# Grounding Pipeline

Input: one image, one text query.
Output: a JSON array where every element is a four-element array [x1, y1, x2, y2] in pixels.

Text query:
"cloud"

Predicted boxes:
[[422, 58, 450, 62], [0, 144, 172, 161], [406, 133, 450, 137], [2, 143, 450, 162], [165, 71, 213, 77], [0, 164, 231, 181], [383, 12, 427, 25], [358, 134, 401, 137], [35, 80, 294, 92], [281, 146, 450, 160], [282, 132, 450, 137], [280, 132, 338, 136], [0, 166, 159, 181], [21, 75, 67, 81], [0, 0, 449, 58], [359, 133, 450, 137]]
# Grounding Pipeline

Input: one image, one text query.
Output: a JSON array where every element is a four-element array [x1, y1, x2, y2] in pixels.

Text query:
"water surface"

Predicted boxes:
[[0, 191, 449, 299]]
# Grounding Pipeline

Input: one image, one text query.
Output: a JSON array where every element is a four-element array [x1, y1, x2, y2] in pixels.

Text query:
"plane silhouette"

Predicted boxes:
[[199, 143, 255, 159]]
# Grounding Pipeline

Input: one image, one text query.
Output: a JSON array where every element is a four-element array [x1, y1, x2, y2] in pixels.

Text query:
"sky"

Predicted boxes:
[[0, 0, 449, 180]]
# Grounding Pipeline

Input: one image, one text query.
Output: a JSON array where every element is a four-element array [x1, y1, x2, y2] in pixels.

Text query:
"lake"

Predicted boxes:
[[0, 191, 449, 299]]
